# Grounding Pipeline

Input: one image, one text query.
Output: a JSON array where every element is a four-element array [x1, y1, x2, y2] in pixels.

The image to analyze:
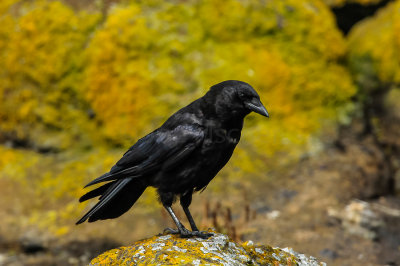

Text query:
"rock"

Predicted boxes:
[[319, 248, 338, 260], [19, 230, 48, 254], [328, 200, 385, 240], [89, 230, 325, 266]]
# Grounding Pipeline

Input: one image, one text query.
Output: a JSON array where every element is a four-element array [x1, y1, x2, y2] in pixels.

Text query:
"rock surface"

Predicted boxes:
[[328, 200, 385, 240], [89, 230, 325, 265]]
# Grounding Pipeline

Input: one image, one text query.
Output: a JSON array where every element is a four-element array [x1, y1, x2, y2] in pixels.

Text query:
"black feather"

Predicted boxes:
[[79, 182, 115, 202]]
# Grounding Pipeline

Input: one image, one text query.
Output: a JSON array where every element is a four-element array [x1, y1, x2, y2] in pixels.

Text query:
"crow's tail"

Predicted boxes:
[[76, 178, 147, 224]]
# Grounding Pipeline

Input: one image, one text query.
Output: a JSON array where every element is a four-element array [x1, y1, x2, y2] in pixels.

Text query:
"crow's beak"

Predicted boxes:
[[244, 98, 269, 117]]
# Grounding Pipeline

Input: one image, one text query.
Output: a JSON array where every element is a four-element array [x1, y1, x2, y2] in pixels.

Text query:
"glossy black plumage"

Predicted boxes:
[[76, 80, 268, 238]]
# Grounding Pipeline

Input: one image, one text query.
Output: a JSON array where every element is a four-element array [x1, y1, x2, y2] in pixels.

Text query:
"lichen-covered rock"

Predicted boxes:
[[347, 0, 400, 87], [89, 231, 325, 265]]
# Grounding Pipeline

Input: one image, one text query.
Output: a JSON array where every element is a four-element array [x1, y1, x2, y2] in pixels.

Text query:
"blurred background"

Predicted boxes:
[[0, 0, 399, 265]]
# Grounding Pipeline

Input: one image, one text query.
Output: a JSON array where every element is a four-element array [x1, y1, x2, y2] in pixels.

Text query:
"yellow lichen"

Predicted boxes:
[[348, 0, 400, 87], [89, 231, 299, 265], [0, 0, 101, 149]]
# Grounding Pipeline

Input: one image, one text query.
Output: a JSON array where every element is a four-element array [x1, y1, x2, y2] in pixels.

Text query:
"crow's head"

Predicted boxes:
[[207, 80, 269, 118]]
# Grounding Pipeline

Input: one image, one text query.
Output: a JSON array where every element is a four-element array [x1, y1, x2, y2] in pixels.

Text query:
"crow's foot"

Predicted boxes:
[[163, 227, 191, 235], [163, 228, 213, 239], [187, 230, 214, 239]]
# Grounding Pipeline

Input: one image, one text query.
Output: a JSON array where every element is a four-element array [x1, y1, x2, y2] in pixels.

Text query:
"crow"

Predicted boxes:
[[76, 80, 269, 238]]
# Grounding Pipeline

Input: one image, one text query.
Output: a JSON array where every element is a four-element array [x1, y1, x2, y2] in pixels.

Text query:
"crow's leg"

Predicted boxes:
[[180, 191, 199, 231], [159, 191, 191, 236], [163, 204, 212, 239], [159, 190, 212, 239], [179, 191, 213, 239], [163, 205, 191, 236]]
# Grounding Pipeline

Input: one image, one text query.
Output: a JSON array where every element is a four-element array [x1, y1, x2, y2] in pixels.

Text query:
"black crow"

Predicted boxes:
[[76, 80, 269, 238]]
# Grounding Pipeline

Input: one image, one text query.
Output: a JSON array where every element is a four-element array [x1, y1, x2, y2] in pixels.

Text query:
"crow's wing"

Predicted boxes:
[[84, 124, 204, 187]]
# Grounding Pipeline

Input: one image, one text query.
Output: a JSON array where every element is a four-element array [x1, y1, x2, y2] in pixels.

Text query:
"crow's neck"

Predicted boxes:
[[199, 98, 245, 131]]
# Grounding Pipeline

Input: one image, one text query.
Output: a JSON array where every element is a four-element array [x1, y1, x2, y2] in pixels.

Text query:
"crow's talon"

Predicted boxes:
[[163, 228, 212, 239]]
